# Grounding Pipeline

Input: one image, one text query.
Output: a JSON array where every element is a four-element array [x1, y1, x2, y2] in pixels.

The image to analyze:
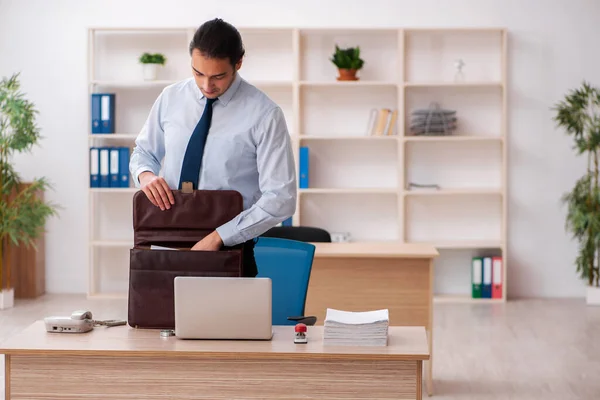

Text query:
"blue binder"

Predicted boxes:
[[118, 147, 130, 187], [99, 147, 110, 187], [91, 95, 102, 134], [109, 148, 120, 187], [89, 147, 99, 187], [482, 256, 492, 298], [299, 146, 309, 188], [91, 93, 115, 134]]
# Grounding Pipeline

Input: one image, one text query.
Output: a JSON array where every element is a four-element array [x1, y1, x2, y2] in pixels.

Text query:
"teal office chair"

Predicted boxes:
[[254, 237, 317, 326]]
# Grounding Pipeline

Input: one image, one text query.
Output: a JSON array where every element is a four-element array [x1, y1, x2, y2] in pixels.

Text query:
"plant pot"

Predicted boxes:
[[0, 287, 14, 309], [337, 68, 359, 81], [143, 64, 160, 81], [586, 285, 600, 305]]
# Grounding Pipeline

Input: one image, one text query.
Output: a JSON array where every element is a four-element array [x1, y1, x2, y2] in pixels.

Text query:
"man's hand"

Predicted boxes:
[[139, 171, 175, 210], [191, 230, 224, 251]]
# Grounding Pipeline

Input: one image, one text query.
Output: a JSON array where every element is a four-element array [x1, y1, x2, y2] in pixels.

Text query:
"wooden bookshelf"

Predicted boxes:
[[87, 26, 507, 303]]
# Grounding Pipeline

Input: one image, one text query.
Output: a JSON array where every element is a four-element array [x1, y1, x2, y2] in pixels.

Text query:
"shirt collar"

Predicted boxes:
[[197, 72, 242, 107]]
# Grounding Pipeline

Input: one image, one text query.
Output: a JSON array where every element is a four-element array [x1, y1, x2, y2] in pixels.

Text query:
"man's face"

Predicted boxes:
[[191, 49, 241, 99]]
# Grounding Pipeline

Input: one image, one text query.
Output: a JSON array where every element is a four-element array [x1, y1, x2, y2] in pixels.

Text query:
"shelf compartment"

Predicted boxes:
[[90, 80, 178, 88], [300, 81, 398, 87], [404, 188, 502, 196], [404, 135, 503, 142], [405, 139, 502, 190], [404, 82, 502, 88], [434, 294, 504, 304], [90, 85, 164, 134], [408, 240, 503, 250], [404, 85, 503, 138], [91, 192, 135, 242], [299, 140, 398, 190], [300, 85, 397, 137], [238, 28, 295, 82], [92, 30, 190, 82], [248, 80, 294, 88], [300, 188, 397, 194], [89, 133, 138, 140], [89, 245, 130, 296], [432, 248, 504, 301], [90, 188, 137, 193], [299, 29, 399, 82], [299, 192, 399, 242], [404, 28, 503, 84], [300, 135, 399, 141], [91, 240, 133, 247], [87, 292, 127, 299], [405, 193, 502, 244]]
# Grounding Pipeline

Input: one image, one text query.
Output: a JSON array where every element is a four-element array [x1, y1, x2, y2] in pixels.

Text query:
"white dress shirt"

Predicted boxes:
[[129, 72, 297, 247]]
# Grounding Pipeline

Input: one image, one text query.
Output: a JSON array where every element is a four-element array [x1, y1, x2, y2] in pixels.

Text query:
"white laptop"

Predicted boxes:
[[173, 276, 273, 340]]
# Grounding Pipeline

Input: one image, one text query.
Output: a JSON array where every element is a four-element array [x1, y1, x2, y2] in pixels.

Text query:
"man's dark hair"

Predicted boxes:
[[189, 18, 245, 66]]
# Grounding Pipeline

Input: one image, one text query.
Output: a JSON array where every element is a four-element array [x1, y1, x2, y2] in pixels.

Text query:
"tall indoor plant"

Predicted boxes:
[[0, 73, 58, 309], [554, 81, 600, 304]]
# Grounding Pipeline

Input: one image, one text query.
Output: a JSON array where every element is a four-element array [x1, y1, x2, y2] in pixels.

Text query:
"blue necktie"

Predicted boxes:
[[178, 97, 217, 190]]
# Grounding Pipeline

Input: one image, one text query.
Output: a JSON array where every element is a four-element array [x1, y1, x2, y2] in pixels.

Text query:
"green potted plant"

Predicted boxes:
[[554, 81, 600, 305], [0, 73, 58, 309], [138, 52, 167, 81], [330, 45, 365, 81]]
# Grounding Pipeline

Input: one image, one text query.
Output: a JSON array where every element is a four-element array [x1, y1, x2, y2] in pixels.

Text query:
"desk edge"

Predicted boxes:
[[0, 348, 430, 361]]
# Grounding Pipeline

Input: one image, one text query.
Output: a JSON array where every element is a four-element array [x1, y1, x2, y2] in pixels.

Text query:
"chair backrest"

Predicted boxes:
[[260, 226, 331, 242], [254, 237, 316, 325]]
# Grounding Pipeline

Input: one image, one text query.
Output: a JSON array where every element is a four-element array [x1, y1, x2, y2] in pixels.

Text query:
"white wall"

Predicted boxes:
[[0, 0, 598, 298]]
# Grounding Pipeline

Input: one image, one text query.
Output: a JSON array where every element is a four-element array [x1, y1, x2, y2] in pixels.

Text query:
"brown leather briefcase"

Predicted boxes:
[[128, 189, 247, 329]]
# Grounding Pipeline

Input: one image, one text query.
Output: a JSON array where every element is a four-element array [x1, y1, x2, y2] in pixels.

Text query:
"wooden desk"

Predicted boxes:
[[305, 242, 439, 396], [1, 322, 429, 400]]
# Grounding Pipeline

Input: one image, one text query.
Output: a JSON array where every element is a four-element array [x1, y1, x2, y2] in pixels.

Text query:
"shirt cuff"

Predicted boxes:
[[216, 219, 246, 247], [133, 167, 153, 187]]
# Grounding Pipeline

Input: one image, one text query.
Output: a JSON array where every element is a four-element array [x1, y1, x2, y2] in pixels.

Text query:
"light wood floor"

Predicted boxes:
[[1, 294, 599, 399]]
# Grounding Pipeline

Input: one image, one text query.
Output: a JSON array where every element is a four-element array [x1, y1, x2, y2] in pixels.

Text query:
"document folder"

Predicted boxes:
[[471, 257, 482, 298], [492, 256, 503, 299], [128, 189, 248, 329]]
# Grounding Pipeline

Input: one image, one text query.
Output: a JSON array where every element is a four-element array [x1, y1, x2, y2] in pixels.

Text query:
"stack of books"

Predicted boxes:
[[366, 108, 398, 136], [323, 308, 389, 346]]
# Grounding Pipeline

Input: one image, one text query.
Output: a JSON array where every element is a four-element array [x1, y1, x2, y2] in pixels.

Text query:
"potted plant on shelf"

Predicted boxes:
[[0, 73, 59, 309], [554, 81, 600, 305], [138, 52, 167, 81], [330, 45, 364, 81]]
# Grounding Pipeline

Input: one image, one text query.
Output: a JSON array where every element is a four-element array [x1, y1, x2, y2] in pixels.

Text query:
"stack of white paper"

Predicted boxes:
[[323, 308, 389, 346]]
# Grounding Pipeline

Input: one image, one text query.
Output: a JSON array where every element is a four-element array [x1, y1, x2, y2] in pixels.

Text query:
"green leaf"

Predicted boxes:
[[138, 52, 167, 65], [330, 44, 365, 70]]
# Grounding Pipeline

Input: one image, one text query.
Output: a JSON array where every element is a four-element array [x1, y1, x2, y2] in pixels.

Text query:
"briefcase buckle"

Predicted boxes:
[[182, 181, 193, 193]]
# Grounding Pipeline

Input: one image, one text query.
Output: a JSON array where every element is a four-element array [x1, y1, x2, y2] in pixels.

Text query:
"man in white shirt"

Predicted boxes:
[[129, 18, 297, 277]]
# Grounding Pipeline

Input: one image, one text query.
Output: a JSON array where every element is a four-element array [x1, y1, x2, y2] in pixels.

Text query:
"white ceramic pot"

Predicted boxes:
[[586, 285, 600, 305], [0, 287, 14, 309], [143, 63, 159, 81]]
